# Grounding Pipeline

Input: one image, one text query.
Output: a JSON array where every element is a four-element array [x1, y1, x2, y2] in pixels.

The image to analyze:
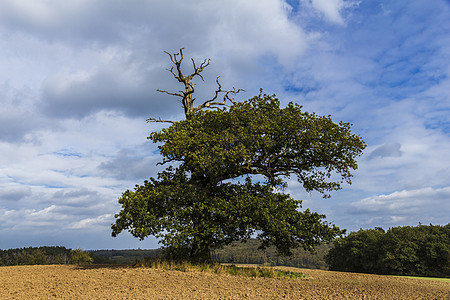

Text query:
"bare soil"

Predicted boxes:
[[0, 264, 448, 299]]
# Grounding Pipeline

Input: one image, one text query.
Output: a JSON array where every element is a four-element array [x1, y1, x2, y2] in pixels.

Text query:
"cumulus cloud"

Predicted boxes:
[[0, 187, 31, 202], [310, 0, 346, 24], [52, 188, 100, 208], [296, 0, 359, 26], [0, 185, 117, 233], [2, 205, 69, 232], [3, 0, 308, 120], [40, 61, 163, 119], [0, 0, 155, 45], [346, 134, 450, 214], [68, 214, 112, 230], [98, 147, 162, 181], [368, 142, 402, 160], [347, 186, 450, 227], [206, 0, 308, 67], [0, 84, 44, 142]]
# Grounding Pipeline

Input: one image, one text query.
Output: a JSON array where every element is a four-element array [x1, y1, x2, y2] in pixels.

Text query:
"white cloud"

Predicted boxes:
[[367, 142, 402, 160], [0, 84, 45, 142], [207, 0, 308, 67], [311, 0, 345, 25], [0, 0, 310, 120], [0, 0, 146, 44], [348, 186, 450, 227], [0, 0, 72, 28], [297, 0, 359, 26], [68, 214, 112, 230], [0, 186, 31, 202], [98, 148, 162, 180], [351, 187, 448, 212]]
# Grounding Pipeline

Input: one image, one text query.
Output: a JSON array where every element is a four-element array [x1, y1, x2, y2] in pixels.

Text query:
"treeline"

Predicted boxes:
[[0, 246, 93, 266], [88, 249, 162, 264], [326, 224, 450, 277], [215, 239, 331, 269], [87, 241, 330, 269]]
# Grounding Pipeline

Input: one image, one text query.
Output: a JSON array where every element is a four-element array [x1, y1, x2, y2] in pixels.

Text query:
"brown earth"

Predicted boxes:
[[0, 264, 448, 299]]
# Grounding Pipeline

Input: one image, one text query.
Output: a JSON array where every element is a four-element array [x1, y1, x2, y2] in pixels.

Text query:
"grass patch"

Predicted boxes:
[[138, 257, 304, 279], [393, 276, 450, 283]]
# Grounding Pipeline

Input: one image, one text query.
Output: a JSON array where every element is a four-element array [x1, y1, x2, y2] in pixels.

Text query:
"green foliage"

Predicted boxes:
[[215, 239, 331, 270], [88, 249, 162, 264], [70, 249, 94, 265], [325, 228, 386, 274], [326, 224, 450, 277], [88, 242, 329, 269], [0, 246, 93, 266], [139, 257, 304, 279], [112, 92, 365, 263], [382, 225, 450, 277], [150, 93, 365, 195]]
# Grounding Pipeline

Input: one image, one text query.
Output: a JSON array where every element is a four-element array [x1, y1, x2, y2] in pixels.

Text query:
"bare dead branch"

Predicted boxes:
[[156, 89, 184, 98], [163, 51, 174, 63], [186, 58, 210, 81], [191, 59, 205, 81], [166, 66, 180, 81], [163, 49, 185, 82], [191, 77, 245, 113], [157, 48, 244, 118], [224, 87, 246, 104], [146, 118, 175, 124]]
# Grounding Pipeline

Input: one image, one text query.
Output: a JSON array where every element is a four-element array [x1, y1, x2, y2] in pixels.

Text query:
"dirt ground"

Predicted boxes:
[[0, 264, 448, 299]]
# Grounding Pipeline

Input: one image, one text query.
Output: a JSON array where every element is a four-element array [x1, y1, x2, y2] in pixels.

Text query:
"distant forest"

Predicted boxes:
[[0, 246, 93, 266], [0, 242, 328, 269], [89, 248, 163, 265], [89, 239, 330, 269], [326, 224, 450, 277], [215, 239, 331, 269]]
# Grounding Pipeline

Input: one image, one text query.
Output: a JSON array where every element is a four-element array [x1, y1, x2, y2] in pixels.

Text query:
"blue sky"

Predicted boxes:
[[0, 0, 449, 250]]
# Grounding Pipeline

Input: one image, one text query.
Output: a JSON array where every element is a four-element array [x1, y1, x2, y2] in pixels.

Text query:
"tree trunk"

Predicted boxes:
[[190, 240, 212, 264]]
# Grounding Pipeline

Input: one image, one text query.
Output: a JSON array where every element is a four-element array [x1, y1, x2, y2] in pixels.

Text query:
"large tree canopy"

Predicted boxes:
[[150, 93, 364, 196], [112, 92, 366, 262]]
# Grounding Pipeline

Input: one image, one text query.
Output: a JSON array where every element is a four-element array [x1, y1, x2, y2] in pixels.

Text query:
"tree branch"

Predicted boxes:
[[146, 118, 175, 124], [192, 77, 245, 113], [157, 48, 244, 118], [186, 58, 210, 81], [156, 157, 177, 165], [156, 89, 184, 98]]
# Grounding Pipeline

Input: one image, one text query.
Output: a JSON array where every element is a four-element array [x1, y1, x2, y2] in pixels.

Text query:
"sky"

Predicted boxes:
[[0, 0, 449, 250]]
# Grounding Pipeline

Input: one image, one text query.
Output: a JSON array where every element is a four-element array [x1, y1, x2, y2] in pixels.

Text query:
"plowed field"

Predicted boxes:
[[0, 264, 448, 299]]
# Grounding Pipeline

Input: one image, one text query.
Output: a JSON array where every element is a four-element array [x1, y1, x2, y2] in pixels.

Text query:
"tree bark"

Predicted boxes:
[[190, 240, 212, 264]]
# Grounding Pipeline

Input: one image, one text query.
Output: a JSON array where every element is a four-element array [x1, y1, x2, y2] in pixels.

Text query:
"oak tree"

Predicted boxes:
[[112, 50, 366, 263]]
